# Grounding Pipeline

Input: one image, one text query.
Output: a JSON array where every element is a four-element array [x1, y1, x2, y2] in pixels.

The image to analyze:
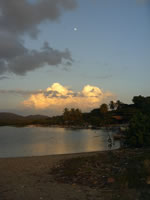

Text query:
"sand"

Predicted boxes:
[[0, 152, 110, 200]]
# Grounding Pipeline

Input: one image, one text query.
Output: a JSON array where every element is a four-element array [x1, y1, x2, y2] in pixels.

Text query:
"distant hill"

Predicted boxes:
[[0, 112, 49, 126], [0, 112, 25, 123], [25, 115, 49, 120]]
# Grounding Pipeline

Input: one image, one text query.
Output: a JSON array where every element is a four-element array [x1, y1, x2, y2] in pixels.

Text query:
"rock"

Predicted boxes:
[[107, 177, 115, 183]]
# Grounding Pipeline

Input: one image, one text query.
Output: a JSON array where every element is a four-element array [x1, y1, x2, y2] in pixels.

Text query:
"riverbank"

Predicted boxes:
[[0, 149, 150, 200]]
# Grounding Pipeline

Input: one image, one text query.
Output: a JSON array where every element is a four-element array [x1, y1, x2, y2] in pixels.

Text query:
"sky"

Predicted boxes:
[[0, 0, 150, 116]]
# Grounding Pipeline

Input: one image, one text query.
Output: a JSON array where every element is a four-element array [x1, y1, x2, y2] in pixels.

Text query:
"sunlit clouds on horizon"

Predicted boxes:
[[23, 83, 115, 114]]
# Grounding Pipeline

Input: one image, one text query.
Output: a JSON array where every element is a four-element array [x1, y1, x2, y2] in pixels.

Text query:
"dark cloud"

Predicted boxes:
[[0, 88, 75, 98], [0, 76, 9, 80], [0, 31, 27, 60], [7, 43, 73, 75], [0, 0, 77, 36], [44, 90, 59, 97], [0, 60, 6, 74], [0, 0, 77, 75], [0, 89, 42, 95]]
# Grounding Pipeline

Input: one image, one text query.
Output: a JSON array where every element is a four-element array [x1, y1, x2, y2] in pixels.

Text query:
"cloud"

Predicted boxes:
[[0, 88, 44, 96], [23, 83, 115, 114], [0, 0, 77, 36], [0, 31, 27, 61], [7, 42, 73, 75], [0, 0, 77, 75], [0, 76, 9, 80]]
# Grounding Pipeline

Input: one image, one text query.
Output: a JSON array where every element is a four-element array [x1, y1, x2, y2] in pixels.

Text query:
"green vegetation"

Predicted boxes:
[[100, 103, 108, 114], [63, 108, 83, 125], [126, 96, 150, 147]]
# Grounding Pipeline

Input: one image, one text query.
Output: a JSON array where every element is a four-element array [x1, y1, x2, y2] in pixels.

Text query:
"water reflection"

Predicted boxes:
[[0, 127, 120, 158]]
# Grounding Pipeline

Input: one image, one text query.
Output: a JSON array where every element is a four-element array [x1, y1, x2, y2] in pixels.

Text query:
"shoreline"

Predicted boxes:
[[0, 124, 125, 129], [0, 148, 149, 200], [0, 149, 110, 160], [0, 150, 108, 200]]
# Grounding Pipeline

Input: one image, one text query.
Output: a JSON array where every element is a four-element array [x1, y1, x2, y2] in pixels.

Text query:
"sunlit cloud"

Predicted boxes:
[[23, 83, 115, 114]]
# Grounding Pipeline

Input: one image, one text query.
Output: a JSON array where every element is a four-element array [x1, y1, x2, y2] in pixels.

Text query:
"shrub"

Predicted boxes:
[[126, 112, 150, 147]]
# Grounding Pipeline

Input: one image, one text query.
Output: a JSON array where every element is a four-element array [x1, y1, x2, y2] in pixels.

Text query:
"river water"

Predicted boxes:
[[0, 126, 120, 158]]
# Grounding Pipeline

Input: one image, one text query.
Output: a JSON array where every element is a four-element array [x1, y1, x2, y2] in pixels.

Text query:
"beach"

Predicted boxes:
[[0, 149, 149, 200], [0, 152, 108, 200]]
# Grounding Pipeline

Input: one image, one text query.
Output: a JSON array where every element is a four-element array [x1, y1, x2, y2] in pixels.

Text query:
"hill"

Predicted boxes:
[[0, 112, 49, 126]]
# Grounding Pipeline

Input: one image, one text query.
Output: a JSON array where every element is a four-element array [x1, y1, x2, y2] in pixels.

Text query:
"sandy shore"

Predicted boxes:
[[0, 152, 110, 200]]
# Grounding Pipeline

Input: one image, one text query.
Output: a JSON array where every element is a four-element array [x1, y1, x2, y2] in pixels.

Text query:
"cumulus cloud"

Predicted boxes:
[[23, 83, 114, 114], [0, 0, 77, 75]]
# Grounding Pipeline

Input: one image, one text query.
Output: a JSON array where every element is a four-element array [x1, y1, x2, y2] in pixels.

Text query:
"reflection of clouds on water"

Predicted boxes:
[[29, 128, 120, 155], [83, 137, 106, 152]]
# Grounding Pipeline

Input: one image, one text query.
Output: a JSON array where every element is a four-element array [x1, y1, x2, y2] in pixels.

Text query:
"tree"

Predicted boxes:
[[113, 100, 127, 111], [100, 104, 108, 114], [63, 108, 83, 125], [109, 101, 116, 110], [126, 112, 150, 147], [132, 95, 145, 109], [132, 95, 150, 115], [63, 108, 69, 122]]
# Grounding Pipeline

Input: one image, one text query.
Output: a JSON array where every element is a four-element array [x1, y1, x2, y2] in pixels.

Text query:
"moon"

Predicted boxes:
[[74, 27, 77, 31]]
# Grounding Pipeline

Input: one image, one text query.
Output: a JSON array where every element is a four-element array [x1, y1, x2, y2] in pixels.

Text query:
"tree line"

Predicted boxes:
[[48, 95, 150, 148]]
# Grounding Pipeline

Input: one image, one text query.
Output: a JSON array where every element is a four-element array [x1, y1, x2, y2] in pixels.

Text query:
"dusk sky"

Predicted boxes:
[[0, 0, 150, 116]]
